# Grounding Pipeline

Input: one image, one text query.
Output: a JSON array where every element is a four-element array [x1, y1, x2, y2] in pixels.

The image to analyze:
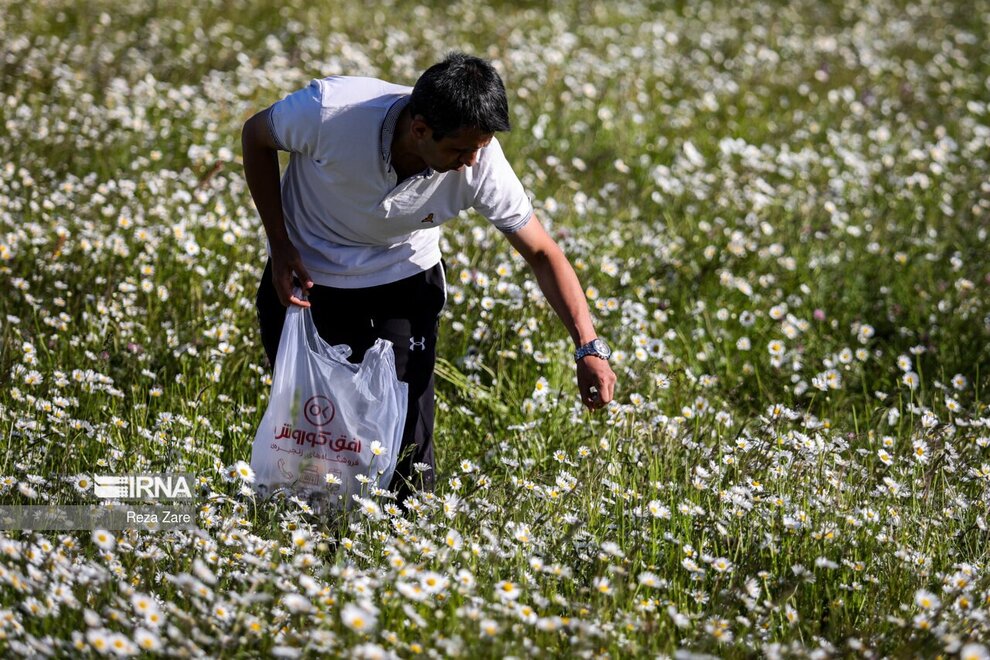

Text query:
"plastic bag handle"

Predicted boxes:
[[354, 339, 400, 397], [296, 299, 353, 367]]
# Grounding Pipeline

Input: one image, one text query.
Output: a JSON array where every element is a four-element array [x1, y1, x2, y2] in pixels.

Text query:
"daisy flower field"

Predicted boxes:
[[1, 0, 988, 656]]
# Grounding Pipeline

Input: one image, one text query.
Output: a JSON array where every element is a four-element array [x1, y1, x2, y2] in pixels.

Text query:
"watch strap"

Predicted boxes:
[[574, 338, 611, 362]]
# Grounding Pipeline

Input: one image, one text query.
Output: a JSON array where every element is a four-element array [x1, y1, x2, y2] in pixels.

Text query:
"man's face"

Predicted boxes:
[[414, 120, 493, 174]]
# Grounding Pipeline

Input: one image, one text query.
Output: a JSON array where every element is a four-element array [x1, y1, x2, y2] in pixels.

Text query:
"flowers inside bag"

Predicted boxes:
[[250, 302, 407, 512]]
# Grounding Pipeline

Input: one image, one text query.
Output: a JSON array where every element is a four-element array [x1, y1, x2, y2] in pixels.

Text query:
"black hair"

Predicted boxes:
[[408, 52, 511, 141]]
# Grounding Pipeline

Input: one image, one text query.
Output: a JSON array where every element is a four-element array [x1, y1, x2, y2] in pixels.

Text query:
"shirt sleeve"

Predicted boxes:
[[268, 79, 324, 157], [472, 138, 534, 234]]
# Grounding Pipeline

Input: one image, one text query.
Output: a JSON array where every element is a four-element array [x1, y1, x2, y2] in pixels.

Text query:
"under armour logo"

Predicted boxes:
[[410, 337, 426, 351], [420, 213, 435, 224]]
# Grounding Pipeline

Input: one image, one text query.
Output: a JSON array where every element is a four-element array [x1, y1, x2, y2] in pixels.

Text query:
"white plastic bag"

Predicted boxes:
[[251, 301, 407, 512]]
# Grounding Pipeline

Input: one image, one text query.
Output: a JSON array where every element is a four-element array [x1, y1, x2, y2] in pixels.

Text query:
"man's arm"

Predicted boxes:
[[241, 107, 313, 307], [504, 214, 617, 410]]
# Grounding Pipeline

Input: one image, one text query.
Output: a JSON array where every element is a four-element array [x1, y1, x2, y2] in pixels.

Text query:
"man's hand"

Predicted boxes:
[[577, 356, 616, 411], [271, 242, 313, 308]]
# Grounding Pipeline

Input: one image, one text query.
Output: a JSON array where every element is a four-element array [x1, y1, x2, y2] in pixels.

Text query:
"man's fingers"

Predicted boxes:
[[583, 385, 605, 410], [278, 288, 310, 307], [281, 278, 310, 308], [287, 292, 311, 308], [578, 362, 617, 411], [293, 263, 314, 291], [272, 261, 313, 308], [271, 245, 313, 305]]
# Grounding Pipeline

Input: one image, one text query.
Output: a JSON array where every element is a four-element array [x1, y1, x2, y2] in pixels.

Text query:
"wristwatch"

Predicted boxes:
[[574, 338, 612, 362]]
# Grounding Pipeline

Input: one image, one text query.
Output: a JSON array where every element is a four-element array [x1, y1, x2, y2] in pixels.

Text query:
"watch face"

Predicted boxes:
[[592, 339, 611, 358]]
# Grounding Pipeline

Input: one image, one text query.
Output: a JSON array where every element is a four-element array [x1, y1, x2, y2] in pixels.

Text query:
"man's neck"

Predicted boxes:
[[390, 107, 427, 181]]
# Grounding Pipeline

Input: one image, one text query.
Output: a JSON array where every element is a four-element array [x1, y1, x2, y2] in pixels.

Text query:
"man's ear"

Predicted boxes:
[[410, 114, 431, 141]]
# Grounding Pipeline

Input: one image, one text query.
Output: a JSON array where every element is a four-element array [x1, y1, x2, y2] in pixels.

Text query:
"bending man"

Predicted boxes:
[[242, 52, 616, 500]]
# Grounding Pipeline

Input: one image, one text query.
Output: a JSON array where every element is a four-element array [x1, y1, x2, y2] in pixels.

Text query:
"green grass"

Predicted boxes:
[[1, 0, 989, 656]]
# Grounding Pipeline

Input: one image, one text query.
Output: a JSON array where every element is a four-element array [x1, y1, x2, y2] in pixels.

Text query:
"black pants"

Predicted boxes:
[[256, 259, 445, 500]]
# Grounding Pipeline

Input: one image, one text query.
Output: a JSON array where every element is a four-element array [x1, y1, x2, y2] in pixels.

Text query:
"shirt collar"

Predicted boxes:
[[380, 95, 410, 164]]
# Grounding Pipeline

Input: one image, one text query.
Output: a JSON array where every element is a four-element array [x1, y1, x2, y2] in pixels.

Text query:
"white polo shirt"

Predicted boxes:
[[268, 76, 533, 288]]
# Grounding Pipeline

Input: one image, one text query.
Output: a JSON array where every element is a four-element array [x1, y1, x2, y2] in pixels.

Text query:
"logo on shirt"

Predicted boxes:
[[420, 213, 435, 224]]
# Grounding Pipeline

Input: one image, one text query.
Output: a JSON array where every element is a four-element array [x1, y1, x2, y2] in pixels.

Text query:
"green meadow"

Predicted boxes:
[[1, 0, 988, 656]]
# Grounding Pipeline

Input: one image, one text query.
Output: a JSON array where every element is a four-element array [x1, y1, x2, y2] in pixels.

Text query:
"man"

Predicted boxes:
[[242, 52, 616, 500]]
